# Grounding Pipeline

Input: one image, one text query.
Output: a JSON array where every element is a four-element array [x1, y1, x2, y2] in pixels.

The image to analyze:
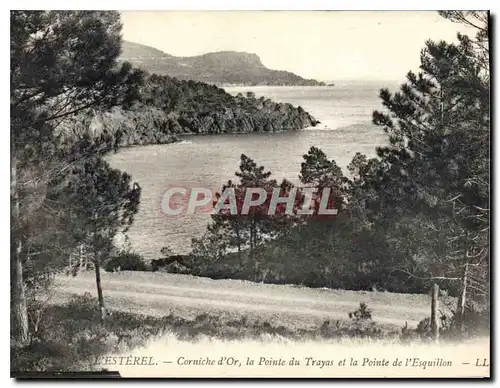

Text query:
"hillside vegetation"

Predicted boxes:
[[57, 74, 319, 150], [120, 40, 328, 86]]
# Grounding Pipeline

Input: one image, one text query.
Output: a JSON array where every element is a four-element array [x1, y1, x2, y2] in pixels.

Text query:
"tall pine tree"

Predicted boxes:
[[11, 11, 143, 344]]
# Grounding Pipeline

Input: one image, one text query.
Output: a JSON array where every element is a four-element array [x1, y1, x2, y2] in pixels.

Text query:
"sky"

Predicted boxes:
[[120, 11, 478, 82]]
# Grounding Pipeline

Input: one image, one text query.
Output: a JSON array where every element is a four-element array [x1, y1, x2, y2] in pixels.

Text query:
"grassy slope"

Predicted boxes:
[[16, 272, 475, 373], [51, 271, 455, 331]]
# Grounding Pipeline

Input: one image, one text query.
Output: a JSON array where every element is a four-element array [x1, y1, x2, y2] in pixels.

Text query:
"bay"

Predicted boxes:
[[107, 81, 399, 258]]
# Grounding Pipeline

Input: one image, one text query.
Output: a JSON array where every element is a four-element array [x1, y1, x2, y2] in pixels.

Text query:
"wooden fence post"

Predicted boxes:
[[431, 283, 440, 342]]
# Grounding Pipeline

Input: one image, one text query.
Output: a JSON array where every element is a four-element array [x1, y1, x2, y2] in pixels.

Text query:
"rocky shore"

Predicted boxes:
[[88, 96, 318, 148], [63, 75, 319, 150]]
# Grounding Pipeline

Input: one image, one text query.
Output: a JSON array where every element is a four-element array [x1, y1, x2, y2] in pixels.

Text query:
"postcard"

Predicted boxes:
[[10, 10, 490, 379]]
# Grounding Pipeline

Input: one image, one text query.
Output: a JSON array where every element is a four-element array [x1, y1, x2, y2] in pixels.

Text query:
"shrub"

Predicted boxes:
[[348, 302, 372, 321], [319, 303, 386, 339], [400, 321, 421, 343], [347, 302, 382, 338], [439, 306, 490, 340], [151, 254, 192, 273], [104, 251, 146, 272], [65, 292, 100, 320]]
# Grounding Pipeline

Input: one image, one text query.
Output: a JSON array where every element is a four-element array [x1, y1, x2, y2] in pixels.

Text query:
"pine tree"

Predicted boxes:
[[194, 154, 298, 278], [54, 157, 141, 321], [300, 146, 344, 188], [209, 180, 247, 263], [364, 11, 489, 313], [299, 146, 347, 214], [11, 11, 143, 344]]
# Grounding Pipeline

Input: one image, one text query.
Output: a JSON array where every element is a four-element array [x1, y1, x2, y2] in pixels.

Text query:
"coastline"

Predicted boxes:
[[107, 125, 322, 155], [174, 126, 320, 137], [220, 84, 332, 89]]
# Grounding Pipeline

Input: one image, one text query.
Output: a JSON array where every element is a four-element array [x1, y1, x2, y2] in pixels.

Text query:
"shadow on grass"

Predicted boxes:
[[11, 293, 436, 372]]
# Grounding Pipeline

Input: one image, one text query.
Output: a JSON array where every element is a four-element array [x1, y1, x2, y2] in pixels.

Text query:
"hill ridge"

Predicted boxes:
[[120, 40, 328, 86]]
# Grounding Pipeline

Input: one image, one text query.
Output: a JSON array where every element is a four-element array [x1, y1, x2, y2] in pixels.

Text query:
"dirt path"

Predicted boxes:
[[52, 271, 438, 329]]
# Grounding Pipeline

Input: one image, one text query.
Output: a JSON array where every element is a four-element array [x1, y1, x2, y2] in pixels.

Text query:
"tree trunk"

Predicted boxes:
[[250, 218, 257, 279], [235, 223, 241, 263], [249, 220, 254, 253], [12, 240, 29, 344], [94, 258, 106, 323], [456, 262, 469, 332], [456, 231, 470, 333], [431, 283, 440, 343], [11, 158, 29, 345]]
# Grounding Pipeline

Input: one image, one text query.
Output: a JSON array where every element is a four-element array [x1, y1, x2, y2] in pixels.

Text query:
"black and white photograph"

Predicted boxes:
[[10, 9, 491, 378]]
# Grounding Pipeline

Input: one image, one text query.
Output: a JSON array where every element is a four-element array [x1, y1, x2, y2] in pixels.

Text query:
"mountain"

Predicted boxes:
[[120, 41, 327, 86]]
